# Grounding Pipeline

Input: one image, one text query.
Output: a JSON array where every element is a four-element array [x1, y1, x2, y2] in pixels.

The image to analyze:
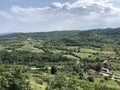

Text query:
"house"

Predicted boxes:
[[113, 76, 120, 82], [101, 67, 110, 74], [88, 69, 96, 75]]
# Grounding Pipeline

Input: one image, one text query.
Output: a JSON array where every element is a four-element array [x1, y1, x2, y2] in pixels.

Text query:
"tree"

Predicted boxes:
[[9, 68, 31, 90], [51, 66, 57, 74], [79, 72, 84, 80], [0, 68, 31, 90], [73, 65, 79, 73], [87, 76, 94, 82], [96, 63, 102, 72], [104, 76, 109, 81]]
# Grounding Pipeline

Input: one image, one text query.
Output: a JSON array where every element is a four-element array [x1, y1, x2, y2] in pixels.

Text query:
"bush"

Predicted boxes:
[[87, 76, 94, 82], [51, 66, 57, 74]]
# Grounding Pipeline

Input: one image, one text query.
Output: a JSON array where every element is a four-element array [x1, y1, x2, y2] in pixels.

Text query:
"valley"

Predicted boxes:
[[0, 28, 120, 90]]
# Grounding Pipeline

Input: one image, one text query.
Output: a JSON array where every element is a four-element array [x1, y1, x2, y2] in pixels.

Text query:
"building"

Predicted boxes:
[[101, 67, 110, 74], [113, 76, 120, 82], [88, 69, 96, 75]]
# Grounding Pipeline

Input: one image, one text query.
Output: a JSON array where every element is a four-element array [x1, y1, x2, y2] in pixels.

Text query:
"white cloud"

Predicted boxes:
[[11, 6, 52, 22], [11, 0, 120, 22], [0, 11, 12, 19]]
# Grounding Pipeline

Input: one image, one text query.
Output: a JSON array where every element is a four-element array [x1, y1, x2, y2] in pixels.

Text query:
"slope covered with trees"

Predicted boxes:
[[0, 28, 120, 90]]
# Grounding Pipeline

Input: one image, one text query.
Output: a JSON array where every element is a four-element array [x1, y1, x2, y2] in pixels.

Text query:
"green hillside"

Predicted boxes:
[[0, 28, 120, 90]]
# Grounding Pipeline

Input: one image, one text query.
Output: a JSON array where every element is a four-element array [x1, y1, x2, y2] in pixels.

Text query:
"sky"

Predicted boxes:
[[0, 0, 120, 33]]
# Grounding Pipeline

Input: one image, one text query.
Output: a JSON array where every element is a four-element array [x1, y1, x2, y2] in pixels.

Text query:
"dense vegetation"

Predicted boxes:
[[0, 28, 120, 90]]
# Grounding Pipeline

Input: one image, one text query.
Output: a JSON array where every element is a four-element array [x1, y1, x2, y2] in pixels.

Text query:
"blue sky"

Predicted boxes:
[[0, 0, 120, 33]]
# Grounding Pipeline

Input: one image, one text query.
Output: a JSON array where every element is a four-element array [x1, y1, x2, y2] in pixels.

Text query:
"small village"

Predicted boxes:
[[87, 67, 120, 82]]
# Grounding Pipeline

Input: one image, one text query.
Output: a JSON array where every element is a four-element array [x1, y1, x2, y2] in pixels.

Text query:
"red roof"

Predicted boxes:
[[101, 67, 109, 70], [101, 67, 110, 73], [88, 69, 96, 73]]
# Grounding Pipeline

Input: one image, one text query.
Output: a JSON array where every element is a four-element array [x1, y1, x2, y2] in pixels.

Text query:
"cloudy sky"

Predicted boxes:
[[0, 0, 120, 33]]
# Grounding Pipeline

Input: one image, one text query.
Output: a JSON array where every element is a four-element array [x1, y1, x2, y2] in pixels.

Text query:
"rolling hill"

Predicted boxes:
[[0, 28, 120, 90]]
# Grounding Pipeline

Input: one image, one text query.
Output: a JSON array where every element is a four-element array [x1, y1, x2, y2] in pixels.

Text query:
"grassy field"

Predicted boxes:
[[0, 37, 119, 90], [49, 49, 65, 54], [80, 48, 98, 53], [74, 52, 93, 58], [29, 74, 47, 90], [63, 55, 79, 60]]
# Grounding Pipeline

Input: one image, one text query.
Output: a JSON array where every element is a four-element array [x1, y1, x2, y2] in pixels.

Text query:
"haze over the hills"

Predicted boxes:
[[1, 0, 120, 33]]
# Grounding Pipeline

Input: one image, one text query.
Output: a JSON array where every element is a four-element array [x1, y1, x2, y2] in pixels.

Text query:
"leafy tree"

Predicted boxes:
[[96, 63, 102, 72], [51, 66, 57, 74], [87, 76, 94, 82], [104, 76, 110, 81], [0, 68, 31, 90], [73, 65, 79, 73], [79, 72, 84, 80]]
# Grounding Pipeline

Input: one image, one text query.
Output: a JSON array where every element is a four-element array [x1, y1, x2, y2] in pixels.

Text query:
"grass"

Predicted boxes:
[[15, 40, 44, 53], [91, 76, 119, 90], [105, 79, 119, 86], [102, 79, 120, 89], [63, 55, 79, 60], [71, 47, 117, 59], [112, 71, 120, 76], [0, 45, 4, 50], [31, 48, 44, 53], [30, 76, 46, 90], [49, 49, 65, 54], [80, 48, 98, 53], [67, 46, 78, 49], [100, 51, 115, 54], [74, 52, 93, 58]]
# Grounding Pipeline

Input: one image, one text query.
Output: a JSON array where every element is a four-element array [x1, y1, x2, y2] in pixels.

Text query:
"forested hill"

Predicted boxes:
[[0, 28, 120, 90], [0, 30, 79, 41], [56, 28, 120, 48], [1, 28, 120, 40], [0, 28, 120, 48]]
